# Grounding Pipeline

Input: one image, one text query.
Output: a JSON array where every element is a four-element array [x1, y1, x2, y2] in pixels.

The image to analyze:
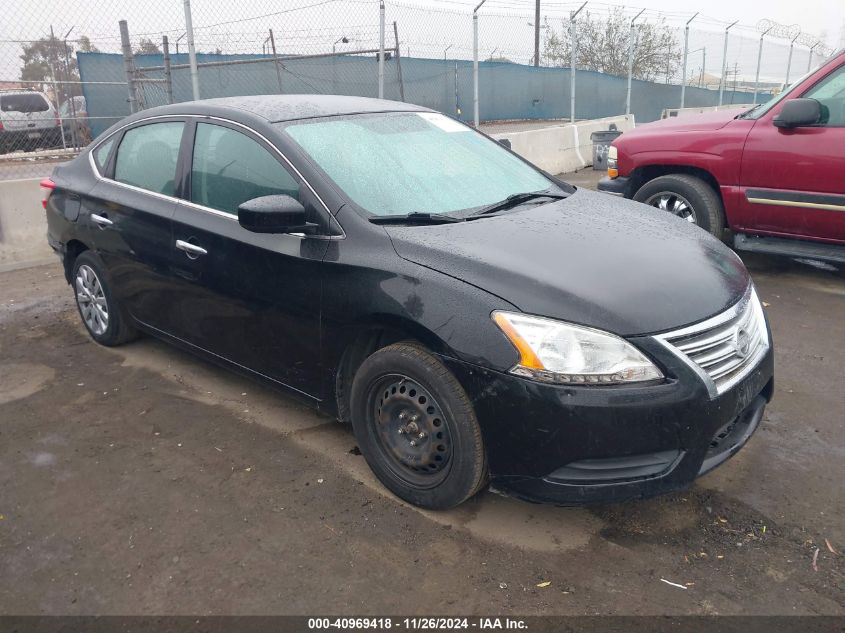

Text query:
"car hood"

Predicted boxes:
[[634, 108, 747, 133], [385, 189, 749, 336]]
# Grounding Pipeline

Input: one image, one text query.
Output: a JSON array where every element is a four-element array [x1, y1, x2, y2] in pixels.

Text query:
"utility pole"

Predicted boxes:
[[533, 0, 540, 67], [680, 12, 698, 109], [378, 0, 385, 99]]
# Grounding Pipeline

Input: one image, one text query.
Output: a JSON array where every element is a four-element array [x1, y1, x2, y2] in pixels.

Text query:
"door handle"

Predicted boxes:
[[176, 239, 208, 257], [91, 213, 113, 227]]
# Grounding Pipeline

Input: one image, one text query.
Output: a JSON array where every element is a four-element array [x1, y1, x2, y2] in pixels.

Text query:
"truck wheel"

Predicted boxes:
[[634, 174, 725, 237], [349, 342, 488, 510]]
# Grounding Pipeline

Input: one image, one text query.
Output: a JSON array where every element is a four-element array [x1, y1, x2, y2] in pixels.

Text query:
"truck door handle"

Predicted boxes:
[[176, 239, 208, 258], [91, 213, 113, 227]]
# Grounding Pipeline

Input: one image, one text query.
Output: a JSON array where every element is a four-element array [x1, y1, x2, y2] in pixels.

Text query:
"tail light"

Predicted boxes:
[[40, 178, 55, 209]]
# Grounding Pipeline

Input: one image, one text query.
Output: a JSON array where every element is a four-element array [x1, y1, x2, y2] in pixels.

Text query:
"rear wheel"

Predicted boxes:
[[72, 251, 138, 346], [350, 342, 487, 509], [633, 174, 725, 237]]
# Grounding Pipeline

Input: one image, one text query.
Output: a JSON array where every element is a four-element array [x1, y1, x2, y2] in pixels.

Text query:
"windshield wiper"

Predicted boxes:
[[736, 104, 762, 119], [369, 212, 464, 225], [470, 190, 568, 217]]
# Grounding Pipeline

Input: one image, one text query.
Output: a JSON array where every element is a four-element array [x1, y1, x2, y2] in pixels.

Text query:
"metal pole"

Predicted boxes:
[[753, 27, 771, 105], [680, 12, 697, 109], [701, 48, 706, 87], [473, 0, 486, 126], [785, 32, 800, 85], [162, 35, 174, 104], [455, 61, 459, 117], [182, 0, 200, 100], [807, 42, 821, 72], [533, 0, 540, 67], [719, 20, 738, 106], [626, 8, 644, 115], [63, 27, 77, 148], [393, 21, 405, 102], [49, 25, 68, 149], [268, 29, 284, 93], [569, 2, 587, 123], [379, 0, 385, 99], [807, 43, 818, 72], [119, 20, 138, 113]]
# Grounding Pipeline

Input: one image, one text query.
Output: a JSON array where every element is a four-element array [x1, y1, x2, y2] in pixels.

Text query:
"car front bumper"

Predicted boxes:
[[597, 175, 631, 197], [440, 338, 774, 505]]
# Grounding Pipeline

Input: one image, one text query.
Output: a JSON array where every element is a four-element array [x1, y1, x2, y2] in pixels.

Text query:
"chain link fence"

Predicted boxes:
[[2, 0, 838, 178]]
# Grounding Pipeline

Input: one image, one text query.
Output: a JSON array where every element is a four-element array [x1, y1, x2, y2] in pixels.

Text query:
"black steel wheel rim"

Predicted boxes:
[[368, 374, 453, 488]]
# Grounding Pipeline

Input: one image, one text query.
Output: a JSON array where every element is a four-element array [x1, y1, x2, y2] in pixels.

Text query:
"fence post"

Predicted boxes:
[[473, 0, 486, 127], [182, 0, 200, 100], [269, 29, 284, 93], [807, 43, 819, 72], [393, 22, 405, 102], [379, 1, 385, 99], [753, 27, 771, 105], [119, 20, 138, 113], [569, 2, 587, 123], [680, 12, 697, 109], [785, 32, 799, 85], [626, 9, 644, 115], [718, 20, 737, 106], [162, 35, 174, 104]]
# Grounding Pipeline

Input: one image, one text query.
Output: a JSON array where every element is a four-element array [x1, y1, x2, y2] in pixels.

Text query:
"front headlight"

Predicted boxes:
[[492, 311, 663, 385]]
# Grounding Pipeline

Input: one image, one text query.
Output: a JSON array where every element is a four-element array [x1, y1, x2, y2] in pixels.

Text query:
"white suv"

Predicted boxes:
[[0, 90, 63, 154]]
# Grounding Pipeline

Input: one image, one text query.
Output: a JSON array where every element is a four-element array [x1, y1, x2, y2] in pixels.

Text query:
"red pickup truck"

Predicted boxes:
[[598, 49, 845, 263]]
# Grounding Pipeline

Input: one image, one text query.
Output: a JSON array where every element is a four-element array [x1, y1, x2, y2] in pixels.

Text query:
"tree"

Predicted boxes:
[[19, 35, 80, 100], [542, 9, 681, 82], [135, 38, 162, 55], [77, 35, 100, 53]]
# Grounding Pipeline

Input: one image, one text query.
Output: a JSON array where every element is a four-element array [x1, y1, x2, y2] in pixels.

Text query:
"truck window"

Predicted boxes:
[[803, 65, 845, 127]]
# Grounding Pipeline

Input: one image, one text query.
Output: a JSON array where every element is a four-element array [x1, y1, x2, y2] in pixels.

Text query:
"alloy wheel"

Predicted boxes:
[[645, 191, 698, 224], [75, 264, 109, 336]]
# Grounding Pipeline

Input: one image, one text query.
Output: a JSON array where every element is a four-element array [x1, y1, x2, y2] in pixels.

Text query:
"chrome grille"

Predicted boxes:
[[656, 286, 769, 397]]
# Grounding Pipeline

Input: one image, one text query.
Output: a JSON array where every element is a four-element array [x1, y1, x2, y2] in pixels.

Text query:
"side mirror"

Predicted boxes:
[[498, 138, 512, 149], [237, 195, 317, 235], [773, 98, 821, 128]]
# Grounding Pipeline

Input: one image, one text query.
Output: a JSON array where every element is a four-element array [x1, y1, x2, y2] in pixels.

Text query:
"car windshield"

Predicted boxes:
[[740, 66, 818, 120], [280, 111, 558, 217]]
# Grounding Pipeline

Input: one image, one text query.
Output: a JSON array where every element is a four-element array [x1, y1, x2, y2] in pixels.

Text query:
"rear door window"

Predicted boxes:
[[190, 122, 299, 215], [92, 137, 116, 175], [114, 122, 185, 196], [1, 93, 50, 113]]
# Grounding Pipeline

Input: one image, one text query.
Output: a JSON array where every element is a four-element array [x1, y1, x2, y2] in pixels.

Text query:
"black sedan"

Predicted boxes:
[[44, 95, 774, 509]]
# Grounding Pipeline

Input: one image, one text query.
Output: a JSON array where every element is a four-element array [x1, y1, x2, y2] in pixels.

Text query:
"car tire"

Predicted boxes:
[[633, 174, 725, 237], [71, 251, 138, 346], [349, 342, 488, 509]]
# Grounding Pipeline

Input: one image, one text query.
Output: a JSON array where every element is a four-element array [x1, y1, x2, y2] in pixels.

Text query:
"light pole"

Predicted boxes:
[[332, 36, 349, 54], [569, 1, 587, 123], [625, 8, 645, 115], [718, 20, 738, 106], [680, 12, 698, 109]]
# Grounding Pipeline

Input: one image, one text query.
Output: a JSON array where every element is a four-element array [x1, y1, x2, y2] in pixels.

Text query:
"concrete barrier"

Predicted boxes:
[[491, 115, 635, 175], [0, 178, 55, 272]]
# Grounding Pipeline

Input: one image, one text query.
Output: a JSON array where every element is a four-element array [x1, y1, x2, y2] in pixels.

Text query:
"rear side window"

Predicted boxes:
[[1, 93, 50, 113], [114, 122, 184, 196], [191, 122, 299, 215], [92, 137, 115, 174]]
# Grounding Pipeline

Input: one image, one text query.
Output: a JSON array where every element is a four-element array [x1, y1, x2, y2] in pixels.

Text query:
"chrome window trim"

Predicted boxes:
[[652, 284, 770, 399], [86, 113, 345, 240]]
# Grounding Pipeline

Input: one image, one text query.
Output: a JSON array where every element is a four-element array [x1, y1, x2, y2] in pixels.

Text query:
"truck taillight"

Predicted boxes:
[[40, 178, 55, 209]]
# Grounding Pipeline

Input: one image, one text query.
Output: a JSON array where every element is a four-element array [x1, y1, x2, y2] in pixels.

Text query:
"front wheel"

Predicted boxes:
[[350, 342, 488, 509], [633, 174, 725, 237]]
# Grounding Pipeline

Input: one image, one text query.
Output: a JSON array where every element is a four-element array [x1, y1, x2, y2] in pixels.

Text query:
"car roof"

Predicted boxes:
[[133, 94, 430, 124]]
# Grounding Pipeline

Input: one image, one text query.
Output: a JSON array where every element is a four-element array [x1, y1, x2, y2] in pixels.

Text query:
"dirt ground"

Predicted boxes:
[[1, 187, 844, 615]]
